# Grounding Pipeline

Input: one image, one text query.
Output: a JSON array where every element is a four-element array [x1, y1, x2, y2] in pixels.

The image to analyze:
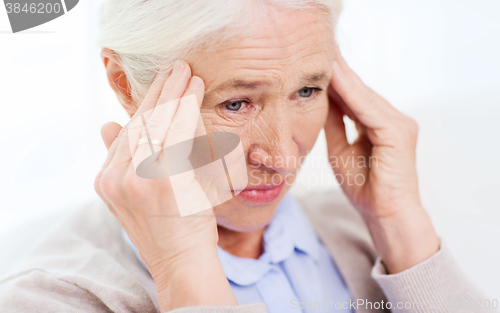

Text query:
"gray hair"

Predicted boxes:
[[96, 0, 343, 105]]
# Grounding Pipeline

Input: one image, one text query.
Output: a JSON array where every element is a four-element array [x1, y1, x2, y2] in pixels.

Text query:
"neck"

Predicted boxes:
[[217, 225, 266, 259]]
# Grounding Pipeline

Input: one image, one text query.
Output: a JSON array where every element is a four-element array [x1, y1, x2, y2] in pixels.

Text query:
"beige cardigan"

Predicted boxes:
[[0, 188, 494, 312]]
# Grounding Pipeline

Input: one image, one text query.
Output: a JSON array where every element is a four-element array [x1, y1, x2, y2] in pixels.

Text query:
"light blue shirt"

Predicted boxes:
[[123, 193, 353, 312]]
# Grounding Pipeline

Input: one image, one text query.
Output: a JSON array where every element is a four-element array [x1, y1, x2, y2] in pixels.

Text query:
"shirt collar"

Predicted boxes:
[[264, 192, 321, 263], [217, 192, 322, 286]]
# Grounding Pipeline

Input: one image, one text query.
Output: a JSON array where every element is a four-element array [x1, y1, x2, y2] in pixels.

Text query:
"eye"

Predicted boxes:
[[225, 101, 247, 112], [298, 87, 318, 98]]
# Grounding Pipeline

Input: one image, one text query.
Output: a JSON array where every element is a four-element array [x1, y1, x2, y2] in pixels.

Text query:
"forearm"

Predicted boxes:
[[152, 247, 238, 312], [362, 205, 440, 274]]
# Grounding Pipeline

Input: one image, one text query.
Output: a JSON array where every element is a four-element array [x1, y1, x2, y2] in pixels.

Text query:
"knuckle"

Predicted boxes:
[[405, 116, 419, 135], [123, 171, 140, 192], [98, 168, 122, 197], [94, 172, 104, 197], [365, 90, 379, 111], [393, 115, 418, 137]]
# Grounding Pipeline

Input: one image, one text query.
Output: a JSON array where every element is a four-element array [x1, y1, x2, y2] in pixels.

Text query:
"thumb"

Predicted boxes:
[[101, 122, 123, 151]]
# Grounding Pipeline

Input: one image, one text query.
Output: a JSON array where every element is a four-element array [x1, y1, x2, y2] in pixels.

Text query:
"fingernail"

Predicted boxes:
[[189, 76, 203, 89], [172, 62, 185, 75]]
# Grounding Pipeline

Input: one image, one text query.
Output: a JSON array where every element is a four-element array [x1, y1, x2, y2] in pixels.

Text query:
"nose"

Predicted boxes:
[[247, 106, 299, 174]]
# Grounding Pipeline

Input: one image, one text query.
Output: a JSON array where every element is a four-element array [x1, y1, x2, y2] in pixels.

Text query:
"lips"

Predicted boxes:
[[236, 182, 284, 204]]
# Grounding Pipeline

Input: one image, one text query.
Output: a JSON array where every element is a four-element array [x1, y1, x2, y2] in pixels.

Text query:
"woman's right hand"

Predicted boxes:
[[94, 61, 237, 311]]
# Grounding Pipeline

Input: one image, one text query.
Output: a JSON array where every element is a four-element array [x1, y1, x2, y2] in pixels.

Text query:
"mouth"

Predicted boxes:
[[235, 182, 285, 204]]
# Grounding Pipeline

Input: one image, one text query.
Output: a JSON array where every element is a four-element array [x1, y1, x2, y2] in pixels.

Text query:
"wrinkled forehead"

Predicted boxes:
[[188, 8, 336, 94]]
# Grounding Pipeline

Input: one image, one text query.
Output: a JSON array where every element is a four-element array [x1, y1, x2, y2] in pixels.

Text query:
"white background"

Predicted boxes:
[[1, 0, 499, 298]]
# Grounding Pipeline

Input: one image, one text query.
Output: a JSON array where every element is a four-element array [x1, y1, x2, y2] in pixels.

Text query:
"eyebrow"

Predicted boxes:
[[301, 72, 328, 85], [206, 70, 330, 96]]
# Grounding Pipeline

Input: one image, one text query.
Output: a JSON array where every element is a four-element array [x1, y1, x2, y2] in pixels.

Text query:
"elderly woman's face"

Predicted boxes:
[[187, 8, 335, 232]]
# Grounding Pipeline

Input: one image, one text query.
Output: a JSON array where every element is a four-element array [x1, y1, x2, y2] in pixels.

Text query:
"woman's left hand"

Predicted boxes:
[[325, 46, 440, 273]]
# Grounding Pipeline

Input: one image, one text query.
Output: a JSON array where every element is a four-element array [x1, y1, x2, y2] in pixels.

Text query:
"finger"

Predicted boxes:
[[174, 75, 207, 139], [131, 62, 193, 167], [329, 85, 356, 122], [101, 122, 123, 151], [331, 53, 398, 130], [134, 63, 174, 116], [165, 76, 205, 148], [124, 63, 174, 155], [325, 85, 349, 157], [135, 61, 192, 152], [146, 61, 192, 131], [156, 61, 191, 108]]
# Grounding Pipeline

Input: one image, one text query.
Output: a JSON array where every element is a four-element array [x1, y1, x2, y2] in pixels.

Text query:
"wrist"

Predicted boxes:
[[362, 205, 440, 274], [152, 245, 238, 311]]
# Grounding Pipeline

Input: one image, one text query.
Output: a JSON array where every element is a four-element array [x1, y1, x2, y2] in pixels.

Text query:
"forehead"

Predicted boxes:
[[188, 8, 336, 93]]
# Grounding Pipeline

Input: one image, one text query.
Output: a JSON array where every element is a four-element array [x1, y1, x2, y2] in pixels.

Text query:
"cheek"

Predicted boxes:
[[200, 111, 246, 136], [200, 104, 260, 145], [199, 111, 254, 155]]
